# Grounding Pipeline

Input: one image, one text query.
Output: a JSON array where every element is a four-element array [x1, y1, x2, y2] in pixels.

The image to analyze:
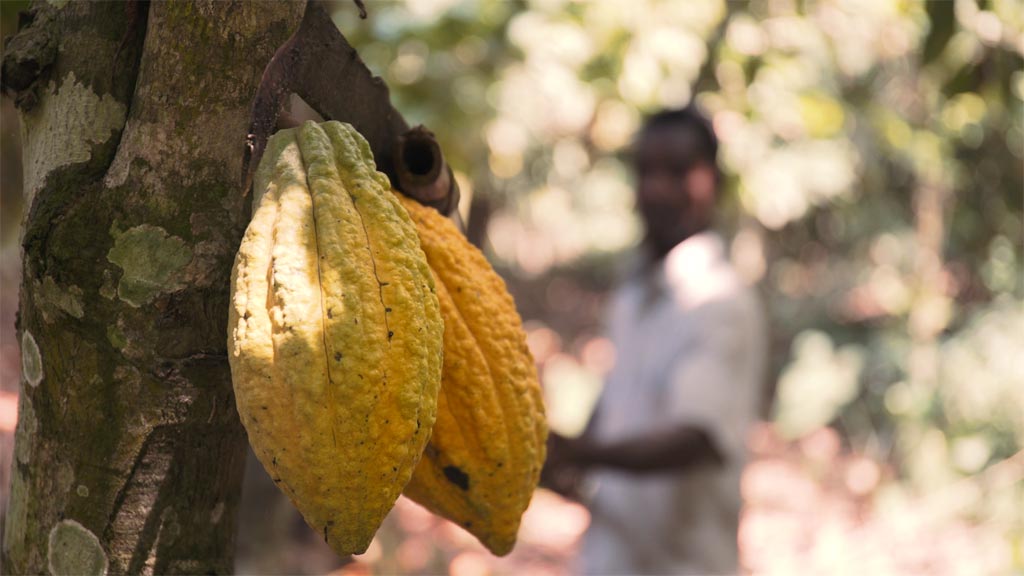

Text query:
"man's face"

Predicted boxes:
[[633, 125, 717, 255]]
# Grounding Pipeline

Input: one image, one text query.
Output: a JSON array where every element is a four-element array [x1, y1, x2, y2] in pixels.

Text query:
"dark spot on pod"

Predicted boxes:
[[327, 308, 334, 319], [380, 281, 390, 287], [385, 307, 392, 313], [443, 466, 470, 491], [261, 405, 268, 410], [457, 286, 462, 292], [354, 318, 359, 324], [334, 352, 342, 361], [392, 466, 397, 472], [463, 521, 472, 528], [272, 477, 282, 483], [272, 457, 277, 466], [497, 462, 503, 468], [416, 419, 421, 432], [388, 330, 394, 340], [243, 311, 251, 319]]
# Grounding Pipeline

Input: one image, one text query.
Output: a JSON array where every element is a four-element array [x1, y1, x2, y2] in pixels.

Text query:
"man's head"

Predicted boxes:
[[632, 106, 720, 257]]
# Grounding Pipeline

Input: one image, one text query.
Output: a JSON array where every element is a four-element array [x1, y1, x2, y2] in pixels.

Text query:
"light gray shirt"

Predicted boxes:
[[582, 231, 766, 575]]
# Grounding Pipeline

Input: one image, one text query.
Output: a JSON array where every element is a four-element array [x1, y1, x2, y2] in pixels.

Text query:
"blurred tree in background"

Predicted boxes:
[[1, 0, 1021, 573]]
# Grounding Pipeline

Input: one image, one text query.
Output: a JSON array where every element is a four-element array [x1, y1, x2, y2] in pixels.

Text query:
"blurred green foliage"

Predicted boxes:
[[338, 0, 1023, 566], [0, 0, 1019, 569]]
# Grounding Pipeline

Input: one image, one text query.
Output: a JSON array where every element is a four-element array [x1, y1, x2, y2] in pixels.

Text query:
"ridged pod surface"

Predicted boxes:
[[397, 194, 548, 556], [228, 121, 443, 556]]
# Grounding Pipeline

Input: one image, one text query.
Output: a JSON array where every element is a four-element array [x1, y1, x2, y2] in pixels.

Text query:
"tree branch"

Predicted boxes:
[[244, 1, 458, 215]]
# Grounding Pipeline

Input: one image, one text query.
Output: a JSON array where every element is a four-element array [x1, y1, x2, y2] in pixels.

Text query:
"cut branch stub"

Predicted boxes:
[[395, 126, 460, 216]]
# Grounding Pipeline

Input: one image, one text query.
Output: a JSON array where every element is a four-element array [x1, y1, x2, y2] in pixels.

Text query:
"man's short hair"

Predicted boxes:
[[640, 106, 719, 167]]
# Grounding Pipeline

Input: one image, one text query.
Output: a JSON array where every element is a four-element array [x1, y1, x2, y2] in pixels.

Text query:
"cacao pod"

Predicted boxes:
[[228, 121, 443, 556], [398, 194, 548, 556]]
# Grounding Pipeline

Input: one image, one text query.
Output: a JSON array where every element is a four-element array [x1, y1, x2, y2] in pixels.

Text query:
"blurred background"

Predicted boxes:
[[2, 0, 1022, 574]]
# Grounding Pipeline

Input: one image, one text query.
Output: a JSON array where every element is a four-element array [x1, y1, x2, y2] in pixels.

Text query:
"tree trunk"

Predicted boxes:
[[3, 2, 305, 573]]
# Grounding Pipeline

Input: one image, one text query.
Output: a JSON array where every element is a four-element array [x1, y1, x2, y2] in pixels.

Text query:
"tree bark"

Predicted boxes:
[[3, 2, 305, 574]]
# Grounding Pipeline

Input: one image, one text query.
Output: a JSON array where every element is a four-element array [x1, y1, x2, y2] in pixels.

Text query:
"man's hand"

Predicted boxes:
[[540, 432, 588, 501], [547, 425, 725, 475]]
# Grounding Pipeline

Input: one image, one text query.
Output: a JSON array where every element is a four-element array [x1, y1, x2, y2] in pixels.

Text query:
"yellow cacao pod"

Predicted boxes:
[[397, 195, 548, 556], [228, 121, 443, 556]]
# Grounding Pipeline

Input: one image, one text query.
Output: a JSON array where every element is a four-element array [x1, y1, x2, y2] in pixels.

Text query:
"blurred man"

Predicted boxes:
[[543, 107, 766, 575]]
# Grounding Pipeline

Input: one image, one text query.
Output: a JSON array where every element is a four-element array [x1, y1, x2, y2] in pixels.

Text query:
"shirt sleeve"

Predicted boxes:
[[663, 292, 765, 465]]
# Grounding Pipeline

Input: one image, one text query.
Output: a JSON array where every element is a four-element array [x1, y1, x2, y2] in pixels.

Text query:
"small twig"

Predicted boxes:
[[353, 0, 367, 19]]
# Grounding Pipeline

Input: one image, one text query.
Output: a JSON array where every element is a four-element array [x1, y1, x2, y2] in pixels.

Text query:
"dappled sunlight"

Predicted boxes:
[[740, 424, 1018, 576]]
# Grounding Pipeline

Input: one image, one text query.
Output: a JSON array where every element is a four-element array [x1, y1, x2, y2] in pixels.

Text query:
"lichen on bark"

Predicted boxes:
[[20, 71, 127, 205], [20, 330, 43, 387], [47, 519, 109, 576], [35, 276, 85, 320], [106, 224, 193, 307]]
